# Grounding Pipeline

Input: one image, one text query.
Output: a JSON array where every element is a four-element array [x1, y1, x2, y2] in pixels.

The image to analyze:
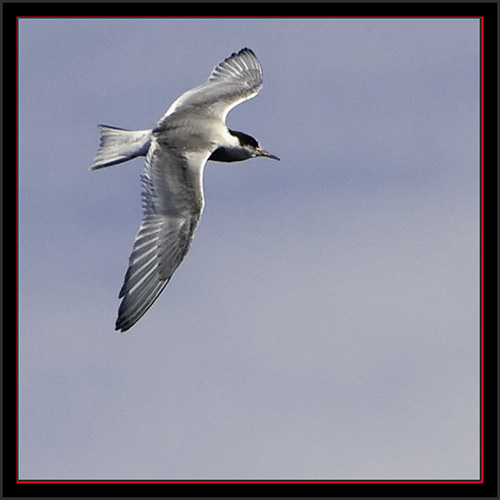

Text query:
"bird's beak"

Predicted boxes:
[[257, 147, 280, 161]]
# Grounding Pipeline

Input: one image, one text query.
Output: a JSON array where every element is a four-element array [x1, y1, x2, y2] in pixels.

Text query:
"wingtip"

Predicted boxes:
[[238, 47, 255, 55], [226, 47, 258, 63], [115, 314, 132, 333]]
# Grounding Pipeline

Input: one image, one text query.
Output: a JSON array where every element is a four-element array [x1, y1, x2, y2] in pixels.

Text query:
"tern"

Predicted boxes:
[[91, 48, 279, 332]]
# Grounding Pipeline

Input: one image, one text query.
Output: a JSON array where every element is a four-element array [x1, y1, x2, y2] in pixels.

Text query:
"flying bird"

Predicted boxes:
[[91, 48, 279, 332]]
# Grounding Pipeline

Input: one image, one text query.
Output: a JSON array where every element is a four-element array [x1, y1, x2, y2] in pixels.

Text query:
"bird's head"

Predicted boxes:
[[232, 131, 280, 161], [209, 130, 280, 163]]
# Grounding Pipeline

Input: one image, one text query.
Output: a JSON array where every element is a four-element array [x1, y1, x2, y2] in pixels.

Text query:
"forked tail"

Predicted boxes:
[[90, 125, 152, 170]]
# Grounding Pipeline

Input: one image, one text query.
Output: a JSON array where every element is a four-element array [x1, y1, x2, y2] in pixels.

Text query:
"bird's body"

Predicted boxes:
[[91, 48, 278, 332]]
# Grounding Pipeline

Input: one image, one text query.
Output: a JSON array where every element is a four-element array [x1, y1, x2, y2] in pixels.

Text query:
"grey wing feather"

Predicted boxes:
[[208, 48, 262, 88], [115, 141, 208, 332], [158, 48, 263, 123]]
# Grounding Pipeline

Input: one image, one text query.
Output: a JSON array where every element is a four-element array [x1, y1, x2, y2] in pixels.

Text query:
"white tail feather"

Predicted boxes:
[[90, 125, 152, 170]]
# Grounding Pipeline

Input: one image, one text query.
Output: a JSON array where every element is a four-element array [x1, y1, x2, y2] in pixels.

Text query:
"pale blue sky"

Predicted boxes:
[[18, 18, 480, 480]]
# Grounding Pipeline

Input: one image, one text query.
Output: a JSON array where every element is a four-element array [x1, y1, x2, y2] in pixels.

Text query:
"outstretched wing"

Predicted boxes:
[[115, 139, 210, 332], [158, 48, 263, 125]]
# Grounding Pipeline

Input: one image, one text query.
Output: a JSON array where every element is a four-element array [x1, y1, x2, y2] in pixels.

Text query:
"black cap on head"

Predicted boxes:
[[229, 130, 259, 148]]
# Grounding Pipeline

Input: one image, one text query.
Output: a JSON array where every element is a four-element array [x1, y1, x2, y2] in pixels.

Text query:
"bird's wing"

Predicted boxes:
[[158, 48, 263, 125], [115, 138, 209, 332]]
